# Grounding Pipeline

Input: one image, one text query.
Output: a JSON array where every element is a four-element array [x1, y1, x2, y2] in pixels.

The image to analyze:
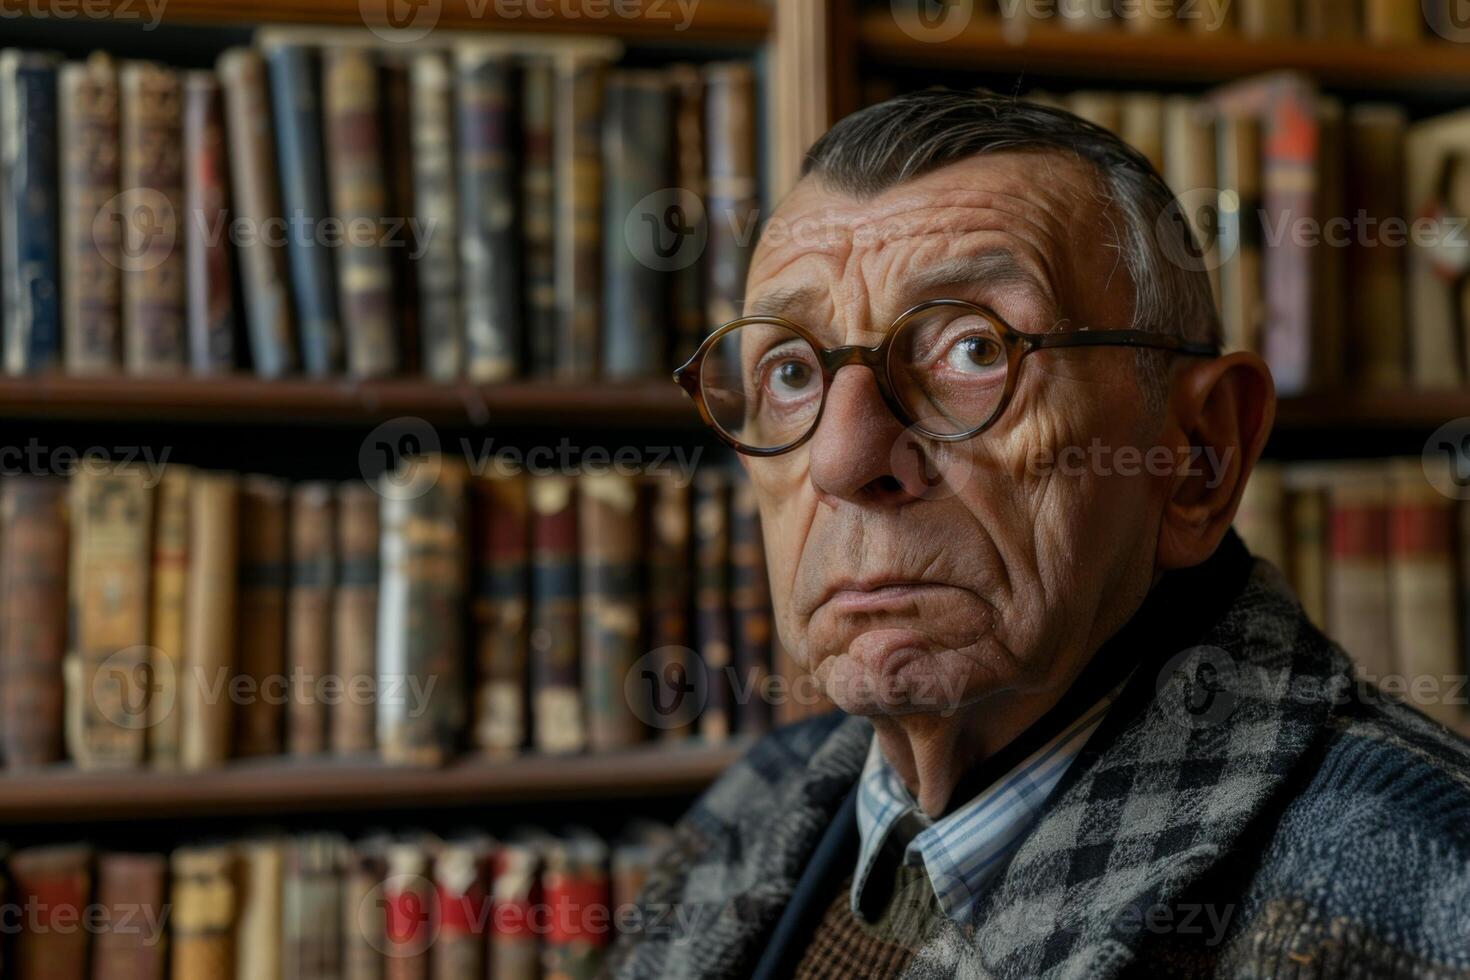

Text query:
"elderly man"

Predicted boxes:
[[611, 91, 1470, 979]]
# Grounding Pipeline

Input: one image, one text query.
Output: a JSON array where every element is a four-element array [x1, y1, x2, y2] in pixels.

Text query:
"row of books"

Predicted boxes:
[[0, 460, 823, 773], [1, 824, 667, 980], [0, 33, 756, 381], [904, 0, 1468, 42], [1235, 457, 1470, 731]]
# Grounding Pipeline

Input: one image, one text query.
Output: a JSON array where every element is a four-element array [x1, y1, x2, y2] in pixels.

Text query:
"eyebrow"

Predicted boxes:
[[744, 284, 825, 321], [903, 250, 1053, 302]]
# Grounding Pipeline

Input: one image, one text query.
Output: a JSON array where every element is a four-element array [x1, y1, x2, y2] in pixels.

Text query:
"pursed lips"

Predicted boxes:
[[815, 579, 954, 615]]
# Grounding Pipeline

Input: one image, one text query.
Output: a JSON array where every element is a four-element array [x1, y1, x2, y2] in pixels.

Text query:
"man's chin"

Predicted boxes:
[[813, 634, 977, 717]]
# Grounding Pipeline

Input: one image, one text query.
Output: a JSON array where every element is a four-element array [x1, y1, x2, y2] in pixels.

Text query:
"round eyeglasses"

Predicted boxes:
[[673, 299, 1220, 456]]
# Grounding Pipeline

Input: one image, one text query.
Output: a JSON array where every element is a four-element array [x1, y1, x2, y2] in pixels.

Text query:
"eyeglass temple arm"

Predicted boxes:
[[1030, 329, 1220, 357]]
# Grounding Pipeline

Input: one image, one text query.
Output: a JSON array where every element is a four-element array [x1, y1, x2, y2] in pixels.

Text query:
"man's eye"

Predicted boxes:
[[767, 359, 816, 397], [943, 335, 1003, 375]]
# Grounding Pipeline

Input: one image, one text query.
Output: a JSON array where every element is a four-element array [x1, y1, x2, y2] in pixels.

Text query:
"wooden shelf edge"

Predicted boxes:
[[0, 740, 749, 823], [1273, 390, 1470, 431], [859, 13, 1470, 88]]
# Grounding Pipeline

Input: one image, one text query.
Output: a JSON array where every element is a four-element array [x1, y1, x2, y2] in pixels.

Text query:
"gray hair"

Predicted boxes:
[[801, 89, 1222, 412]]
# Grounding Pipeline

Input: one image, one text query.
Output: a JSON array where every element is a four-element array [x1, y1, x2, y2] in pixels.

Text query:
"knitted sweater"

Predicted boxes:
[[608, 540, 1470, 979]]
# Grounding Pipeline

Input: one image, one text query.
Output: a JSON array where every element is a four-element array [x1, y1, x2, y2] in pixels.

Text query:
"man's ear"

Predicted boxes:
[[1156, 351, 1276, 571]]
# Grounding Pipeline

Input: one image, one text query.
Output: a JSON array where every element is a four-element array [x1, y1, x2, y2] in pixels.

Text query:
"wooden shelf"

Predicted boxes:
[[0, 740, 747, 824], [28, 0, 770, 43], [1274, 390, 1470, 432], [0, 375, 698, 428], [859, 14, 1470, 89]]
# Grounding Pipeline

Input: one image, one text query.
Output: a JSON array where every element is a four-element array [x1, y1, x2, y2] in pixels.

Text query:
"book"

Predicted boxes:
[[236, 477, 289, 758], [1285, 468, 1329, 627], [1214, 108, 1264, 356], [324, 46, 399, 379], [0, 50, 63, 374], [1327, 468, 1396, 683], [66, 466, 153, 769], [180, 470, 238, 771], [1235, 463, 1286, 571], [1301, 0, 1359, 39], [147, 466, 190, 768], [645, 471, 695, 738], [0, 476, 68, 767], [1119, 92, 1164, 173], [456, 46, 519, 382], [409, 50, 462, 381], [729, 475, 772, 735], [283, 835, 344, 980], [265, 42, 343, 376], [554, 52, 607, 378], [1067, 91, 1122, 135], [218, 48, 296, 378], [529, 475, 584, 754], [1238, 0, 1295, 37], [668, 64, 707, 369], [380, 54, 420, 379], [471, 471, 530, 756], [333, 480, 379, 756], [1312, 96, 1345, 390], [522, 55, 558, 377], [119, 61, 186, 375], [490, 839, 542, 980], [434, 838, 492, 980], [171, 846, 236, 980], [377, 455, 469, 766], [693, 469, 732, 742], [1345, 104, 1408, 389], [703, 62, 759, 330], [580, 474, 643, 752], [541, 835, 611, 980], [1161, 96, 1221, 305], [93, 852, 168, 980], [183, 70, 236, 375], [58, 52, 122, 374], [1363, 0, 1422, 43], [1405, 107, 1470, 387], [602, 70, 672, 379], [381, 842, 433, 978], [288, 482, 335, 757], [236, 839, 285, 980], [10, 844, 92, 980], [341, 838, 386, 980]]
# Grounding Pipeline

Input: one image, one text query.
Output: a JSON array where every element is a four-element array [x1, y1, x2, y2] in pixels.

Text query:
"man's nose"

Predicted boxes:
[[807, 364, 921, 505]]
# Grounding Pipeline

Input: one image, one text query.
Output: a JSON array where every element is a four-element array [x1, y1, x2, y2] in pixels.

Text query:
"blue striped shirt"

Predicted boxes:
[[851, 686, 1124, 925]]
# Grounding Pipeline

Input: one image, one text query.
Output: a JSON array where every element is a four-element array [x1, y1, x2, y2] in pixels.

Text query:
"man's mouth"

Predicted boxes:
[[819, 580, 950, 614]]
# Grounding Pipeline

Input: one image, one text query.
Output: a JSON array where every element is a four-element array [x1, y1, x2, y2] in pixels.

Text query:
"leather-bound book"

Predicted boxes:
[[554, 53, 607, 379], [236, 838, 285, 980], [1403, 108, 1470, 388], [644, 471, 695, 739], [541, 835, 611, 980], [729, 474, 772, 736], [1311, 96, 1346, 390], [183, 70, 236, 374], [378, 456, 468, 765], [10, 844, 92, 980], [668, 64, 706, 369], [1161, 96, 1220, 304], [522, 55, 557, 377], [324, 46, 398, 379], [409, 51, 462, 381], [1237, 0, 1295, 37], [579, 474, 643, 751], [171, 845, 236, 980], [381, 841, 432, 980], [1119, 93, 1164, 173], [236, 476, 289, 758], [0, 476, 68, 767], [93, 852, 167, 980], [147, 465, 191, 768], [58, 52, 122, 373], [702, 63, 758, 331], [283, 835, 344, 980], [1284, 465, 1331, 627], [456, 47, 519, 382], [119, 61, 186, 375], [218, 48, 296, 378], [181, 470, 239, 771], [601, 71, 672, 379], [1345, 104, 1407, 389], [471, 471, 530, 757], [433, 838, 493, 980], [288, 482, 335, 757], [530, 476, 584, 754], [1389, 460, 1462, 728], [341, 837, 387, 980], [0, 51, 63, 374], [1302, 0, 1359, 38], [264, 42, 343, 376], [1364, 0, 1422, 42], [66, 466, 153, 769], [380, 54, 419, 378], [693, 469, 732, 742], [333, 481, 379, 756], [1213, 108, 1264, 356], [1327, 466, 1396, 684], [490, 839, 541, 980]]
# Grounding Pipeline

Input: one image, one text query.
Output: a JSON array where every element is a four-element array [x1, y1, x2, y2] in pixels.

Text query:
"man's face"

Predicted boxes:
[[744, 151, 1172, 719]]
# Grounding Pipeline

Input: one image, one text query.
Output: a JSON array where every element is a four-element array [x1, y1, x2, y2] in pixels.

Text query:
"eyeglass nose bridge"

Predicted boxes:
[[817, 343, 886, 376]]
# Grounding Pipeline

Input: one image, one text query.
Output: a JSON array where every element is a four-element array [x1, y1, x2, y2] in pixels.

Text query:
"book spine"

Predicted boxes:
[[530, 476, 584, 754], [1258, 82, 1320, 395], [170, 846, 237, 980], [0, 51, 63, 374], [433, 840, 491, 980], [490, 842, 542, 980], [382, 843, 432, 980], [66, 467, 153, 769], [341, 842, 385, 980], [456, 50, 519, 382], [702, 63, 758, 331], [1161, 97, 1221, 305], [579, 474, 643, 752], [119, 62, 186, 375], [693, 470, 732, 741], [1388, 465, 1462, 728], [10, 845, 93, 980], [146, 466, 191, 768], [409, 51, 461, 381], [541, 840, 611, 980], [183, 71, 236, 375], [0, 476, 68, 767], [1215, 111, 1263, 355], [380, 55, 420, 379], [521, 57, 557, 377], [554, 56, 605, 380], [180, 471, 238, 771], [236, 477, 289, 758], [288, 482, 335, 757], [1301, 0, 1359, 38], [93, 853, 167, 980], [644, 472, 694, 739], [601, 72, 672, 379], [1126, 0, 1177, 32], [266, 44, 343, 376], [235, 840, 285, 980], [377, 457, 468, 765], [218, 49, 296, 378], [333, 481, 379, 756], [1364, 0, 1422, 42], [1288, 484, 1328, 626], [282, 836, 344, 980], [729, 475, 771, 736], [324, 47, 399, 379], [1311, 97, 1345, 389], [1327, 476, 1396, 683], [668, 65, 706, 371], [1345, 105, 1407, 389], [471, 472, 530, 756], [1238, 0, 1296, 37], [58, 53, 122, 374]]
